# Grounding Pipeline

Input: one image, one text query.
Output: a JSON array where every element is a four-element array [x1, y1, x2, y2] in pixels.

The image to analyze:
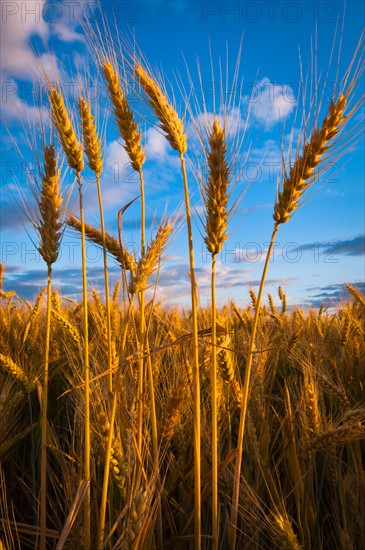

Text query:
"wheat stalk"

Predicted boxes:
[[49, 84, 91, 549], [103, 62, 158, 531], [135, 61, 200, 546], [202, 117, 232, 549], [230, 92, 351, 549], [35, 143, 63, 550]]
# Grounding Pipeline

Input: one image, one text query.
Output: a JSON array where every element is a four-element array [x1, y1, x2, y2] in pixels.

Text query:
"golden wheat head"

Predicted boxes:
[[78, 97, 103, 176], [103, 61, 145, 172], [49, 86, 84, 174], [66, 214, 136, 273], [273, 95, 347, 224], [38, 145, 63, 266], [135, 64, 187, 155], [129, 221, 173, 294], [204, 118, 230, 255]]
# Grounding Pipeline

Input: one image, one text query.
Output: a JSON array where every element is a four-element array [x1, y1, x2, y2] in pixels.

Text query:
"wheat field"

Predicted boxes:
[[0, 21, 364, 550]]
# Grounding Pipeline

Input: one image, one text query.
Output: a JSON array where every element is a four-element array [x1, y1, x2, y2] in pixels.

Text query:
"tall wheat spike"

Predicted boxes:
[[49, 85, 91, 550], [230, 90, 352, 549], [37, 143, 63, 550], [273, 96, 347, 224], [135, 59, 201, 547], [103, 63, 159, 542], [203, 117, 231, 549], [204, 118, 230, 255]]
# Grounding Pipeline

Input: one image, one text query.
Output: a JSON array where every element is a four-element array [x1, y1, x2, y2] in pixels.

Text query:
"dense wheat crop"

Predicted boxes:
[[0, 20, 364, 550]]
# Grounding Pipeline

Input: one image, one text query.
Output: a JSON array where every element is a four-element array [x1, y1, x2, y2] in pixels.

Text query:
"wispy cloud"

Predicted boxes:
[[245, 78, 296, 130], [304, 282, 365, 308], [300, 235, 365, 257]]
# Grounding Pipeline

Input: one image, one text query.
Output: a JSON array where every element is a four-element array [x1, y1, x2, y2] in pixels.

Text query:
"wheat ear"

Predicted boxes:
[[346, 283, 365, 308], [0, 354, 33, 392], [67, 214, 136, 273], [38, 145, 63, 266], [103, 61, 145, 171], [49, 87, 84, 174], [22, 288, 46, 345], [78, 97, 103, 176], [274, 95, 347, 224], [204, 118, 230, 255], [135, 64, 187, 155], [129, 221, 173, 295]]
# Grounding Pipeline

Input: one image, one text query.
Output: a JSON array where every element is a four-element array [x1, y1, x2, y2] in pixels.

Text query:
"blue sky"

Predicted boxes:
[[1, 0, 364, 308]]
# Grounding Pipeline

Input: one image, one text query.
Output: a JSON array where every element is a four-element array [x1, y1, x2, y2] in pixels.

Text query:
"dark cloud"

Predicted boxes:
[[301, 235, 365, 257], [303, 282, 365, 308], [2, 264, 122, 301]]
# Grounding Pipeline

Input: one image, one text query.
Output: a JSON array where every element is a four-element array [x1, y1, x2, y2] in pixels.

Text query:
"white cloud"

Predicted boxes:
[[0, 0, 50, 80], [1, 85, 48, 123], [0, 0, 84, 124], [247, 78, 297, 129], [189, 106, 248, 145], [145, 127, 169, 161], [49, 1, 84, 43]]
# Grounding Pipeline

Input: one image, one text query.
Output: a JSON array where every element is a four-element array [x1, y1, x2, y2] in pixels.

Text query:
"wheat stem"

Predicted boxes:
[[180, 155, 201, 549], [98, 301, 133, 548], [136, 170, 146, 462], [40, 265, 52, 550], [230, 224, 279, 549], [77, 174, 91, 550], [95, 173, 113, 395], [211, 252, 218, 549]]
